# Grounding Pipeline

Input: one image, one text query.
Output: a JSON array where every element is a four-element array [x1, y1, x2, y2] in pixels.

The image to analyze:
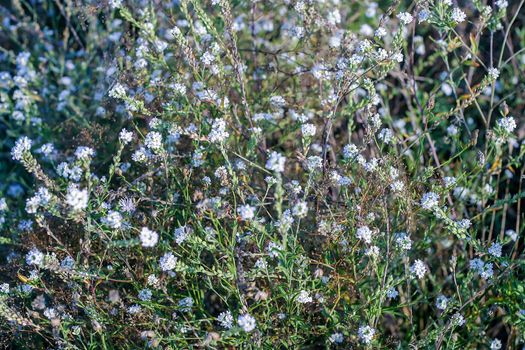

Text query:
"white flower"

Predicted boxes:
[[159, 252, 177, 271], [375, 27, 387, 37], [217, 311, 234, 329], [265, 151, 286, 173], [496, 0, 508, 8], [386, 287, 398, 299], [292, 201, 308, 218], [487, 67, 500, 80], [451, 313, 465, 326], [140, 227, 159, 247], [178, 297, 194, 312], [208, 118, 229, 143], [420, 192, 440, 210], [108, 0, 122, 9], [138, 288, 152, 301], [11, 136, 32, 161], [410, 259, 427, 279], [174, 225, 193, 244], [496, 116, 516, 134], [119, 129, 133, 144], [237, 314, 256, 332], [296, 290, 313, 304], [418, 9, 430, 23], [490, 338, 502, 350], [127, 304, 142, 314], [358, 325, 376, 344], [101, 209, 121, 228], [306, 155, 323, 171], [451, 8, 466, 24], [74, 146, 95, 160], [395, 232, 412, 251], [66, 186, 89, 211], [301, 123, 316, 138], [270, 95, 286, 108], [378, 128, 394, 143], [356, 226, 373, 244], [144, 131, 163, 151], [397, 12, 413, 25], [343, 144, 359, 159], [237, 204, 255, 221], [328, 332, 344, 344], [436, 295, 448, 310], [26, 248, 44, 266], [109, 82, 126, 98], [488, 242, 502, 257]]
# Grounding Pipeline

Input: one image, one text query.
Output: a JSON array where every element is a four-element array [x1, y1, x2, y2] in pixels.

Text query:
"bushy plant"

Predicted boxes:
[[0, 0, 524, 348]]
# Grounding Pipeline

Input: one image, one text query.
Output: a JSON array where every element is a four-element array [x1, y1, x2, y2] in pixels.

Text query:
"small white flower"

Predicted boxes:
[[421, 192, 440, 210], [138, 288, 152, 301], [104, 211, 123, 229], [451, 8, 466, 24], [174, 225, 193, 244], [358, 325, 376, 345], [11, 136, 32, 161], [436, 295, 448, 310], [26, 248, 44, 266], [109, 82, 126, 99], [237, 314, 256, 332], [144, 131, 163, 151], [496, 116, 517, 134], [217, 310, 234, 329], [410, 259, 427, 279], [265, 151, 286, 173], [140, 227, 159, 247], [488, 242, 502, 257], [292, 201, 308, 218], [490, 338, 502, 350], [301, 123, 316, 137], [487, 68, 500, 80], [159, 252, 177, 271], [397, 12, 413, 25], [208, 118, 229, 143], [328, 332, 344, 344], [296, 290, 313, 304], [451, 313, 465, 326], [74, 146, 95, 160], [238, 204, 256, 221], [386, 287, 398, 299], [119, 129, 133, 144], [356, 226, 373, 244], [66, 186, 89, 212], [395, 232, 412, 251]]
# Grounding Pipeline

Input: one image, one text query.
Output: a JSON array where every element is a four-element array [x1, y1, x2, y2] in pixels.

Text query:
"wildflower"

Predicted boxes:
[[488, 242, 502, 258], [254, 258, 267, 270], [395, 232, 412, 251], [138, 289, 152, 301], [365, 246, 380, 257], [144, 131, 163, 151], [208, 118, 229, 143], [436, 295, 448, 310], [410, 259, 427, 279], [75, 146, 95, 160], [418, 9, 430, 23], [66, 186, 89, 211], [265, 151, 286, 173], [178, 297, 194, 312], [469, 258, 484, 272], [378, 128, 394, 143], [358, 325, 375, 345], [104, 211, 123, 229], [60, 256, 75, 270], [296, 290, 313, 304], [487, 68, 500, 80], [420, 192, 439, 210], [451, 8, 466, 24], [301, 123, 316, 137], [159, 252, 177, 271], [237, 314, 256, 332], [109, 82, 126, 98], [0, 283, 9, 294], [480, 263, 494, 280], [386, 287, 398, 299], [496, 116, 516, 134], [292, 201, 308, 218], [270, 95, 286, 108], [328, 332, 344, 344], [397, 12, 413, 25], [343, 144, 359, 159], [217, 311, 234, 329], [490, 338, 502, 350], [451, 313, 465, 326], [26, 248, 44, 266], [505, 229, 518, 241], [356, 226, 373, 244], [267, 242, 283, 258], [174, 225, 192, 244], [140, 227, 159, 247], [375, 27, 387, 37], [11, 136, 32, 161], [306, 156, 323, 171], [237, 204, 256, 221], [119, 129, 133, 144], [127, 304, 142, 314], [496, 0, 508, 8]]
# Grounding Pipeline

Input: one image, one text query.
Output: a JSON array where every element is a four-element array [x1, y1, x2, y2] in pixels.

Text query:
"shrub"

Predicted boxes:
[[0, 0, 524, 348]]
